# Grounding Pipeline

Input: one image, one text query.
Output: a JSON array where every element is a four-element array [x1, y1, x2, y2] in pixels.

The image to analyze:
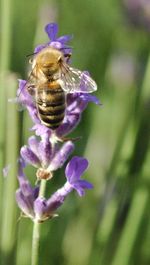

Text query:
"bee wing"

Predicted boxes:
[[59, 64, 97, 94]]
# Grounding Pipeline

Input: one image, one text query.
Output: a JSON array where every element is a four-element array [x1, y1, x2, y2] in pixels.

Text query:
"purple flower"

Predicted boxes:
[[37, 156, 93, 218], [16, 160, 39, 220], [20, 133, 74, 180], [34, 23, 72, 54], [65, 156, 93, 196], [16, 156, 92, 222]]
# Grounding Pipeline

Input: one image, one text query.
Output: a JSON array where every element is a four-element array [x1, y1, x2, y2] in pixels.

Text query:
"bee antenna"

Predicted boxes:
[[26, 52, 37, 58], [60, 46, 73, 50]]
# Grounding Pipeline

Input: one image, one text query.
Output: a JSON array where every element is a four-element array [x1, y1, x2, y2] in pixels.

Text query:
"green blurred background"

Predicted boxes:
[[0, 0, 150, 264]]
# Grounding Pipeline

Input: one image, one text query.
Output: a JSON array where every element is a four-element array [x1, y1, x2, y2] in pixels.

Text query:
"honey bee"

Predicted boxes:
[[27, 47, 97, 130]]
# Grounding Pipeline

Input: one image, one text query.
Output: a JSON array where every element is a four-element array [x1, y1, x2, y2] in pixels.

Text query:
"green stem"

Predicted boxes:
[[31, 179, 47, 265], [0, 0, 13, 235], [0, 0, 12, 71]]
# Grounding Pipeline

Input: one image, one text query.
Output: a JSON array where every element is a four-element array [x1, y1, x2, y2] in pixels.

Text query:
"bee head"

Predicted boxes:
[[36, 48, 64, 77]]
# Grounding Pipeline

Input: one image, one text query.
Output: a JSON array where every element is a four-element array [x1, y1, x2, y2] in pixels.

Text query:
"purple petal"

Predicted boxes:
[[27, 106, 40, 124], [46, 181, 74, 213], [66, 94, 88, 113], [57, 35, 73, 44], [28, 136, 40, 154], [32, 124, 52, 137], [38, 140, 52, 167], [79, 94, 101, 105], [73, 180, 93, 196], [17, 79, 27, 96], [65, 156, 89, 183], [20, 146, 41, 167], [47, 191, 65, 212], [66, 93, 100, 114], [17, 161, 34, 196], [34, 44, 46, 53], [17, 80, 40, 124], [16, 189, 35, 218], [33, 186, 39, 199], [17, 79, 34, 107], [56, 113, 80, 137], [61, 47, 72, 56], [49, 41, 63, 50], [34, 197, 48, 220], [45, 23, 58, 40], [48, 141, 74, 171], [19, 178, 33, 197]]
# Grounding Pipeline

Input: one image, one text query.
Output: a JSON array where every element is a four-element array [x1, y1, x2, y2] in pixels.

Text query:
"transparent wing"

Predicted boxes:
[[59, 64, 97, 94]]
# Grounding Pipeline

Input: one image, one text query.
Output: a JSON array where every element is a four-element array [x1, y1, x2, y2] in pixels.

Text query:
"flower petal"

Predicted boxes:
[[34, 197, 48, 220], [45, 23, 58, 40], [57, 35, 73, 44], [80, 94, 101, 105], [56, 113, 80, 137], [17, 79, 33, 107], [49, 41, 62, 50], [32, 124, 51, 137], [20, 146, 41, 167], [27, 106, 40, 124], [48, 141, 74, 171], [17, 160, 34, 196], [16, 189, 35, 218], [47, 192, 65, 212], [28, 136, 40, 154], [38, 135, 52, 167], [65, 156, 89, 183], [34, 44, 46, 53], [73, 180, 93, 196]]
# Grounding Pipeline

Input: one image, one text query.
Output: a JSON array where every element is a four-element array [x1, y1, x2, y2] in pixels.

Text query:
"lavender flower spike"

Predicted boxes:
[[16, 156, 93, 222], [33, 156, 93, 221]]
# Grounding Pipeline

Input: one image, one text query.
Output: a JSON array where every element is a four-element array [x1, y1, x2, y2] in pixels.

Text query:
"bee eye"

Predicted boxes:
[[29, 58, 33, 64]]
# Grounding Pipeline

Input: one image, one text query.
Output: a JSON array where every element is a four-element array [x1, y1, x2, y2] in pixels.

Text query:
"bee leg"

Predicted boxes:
[[61, 136, 82, 142]]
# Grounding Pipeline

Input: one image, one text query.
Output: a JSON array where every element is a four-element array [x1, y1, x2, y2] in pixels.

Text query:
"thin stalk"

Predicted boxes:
[[0, 0, 13, 240], [31, 179, 47, 265], [0, 0, 12, 71], [0, 75, 19, 265], [111, 188, 148, 265]]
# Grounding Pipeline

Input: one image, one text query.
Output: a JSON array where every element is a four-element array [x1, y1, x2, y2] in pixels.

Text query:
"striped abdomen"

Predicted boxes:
[[36, 82, 65, 130]]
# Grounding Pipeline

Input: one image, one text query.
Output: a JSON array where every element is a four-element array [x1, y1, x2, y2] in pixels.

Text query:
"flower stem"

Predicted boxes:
[[31, 179, 47, 265], [31, 221, 41, 265]]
